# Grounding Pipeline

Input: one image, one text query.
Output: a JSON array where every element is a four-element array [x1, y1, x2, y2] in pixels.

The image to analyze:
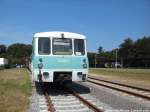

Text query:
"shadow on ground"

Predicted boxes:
[[35, 81, 91, 96]]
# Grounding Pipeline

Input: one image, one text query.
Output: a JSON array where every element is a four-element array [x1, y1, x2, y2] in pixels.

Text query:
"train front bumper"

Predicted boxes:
[[32, 69, 88, 82]]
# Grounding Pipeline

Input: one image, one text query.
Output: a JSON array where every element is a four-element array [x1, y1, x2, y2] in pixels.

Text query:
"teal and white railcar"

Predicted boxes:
[[31, 31, 89, 82]]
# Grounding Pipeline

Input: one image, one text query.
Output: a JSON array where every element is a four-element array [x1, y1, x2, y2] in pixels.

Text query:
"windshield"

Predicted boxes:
[[74, 39, 85, 55], [38, 38, 50, 55], [53, 38, 72, 55]]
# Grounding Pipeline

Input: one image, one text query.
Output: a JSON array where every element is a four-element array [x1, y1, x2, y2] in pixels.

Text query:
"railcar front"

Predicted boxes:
[[31, 32, 88, 83]]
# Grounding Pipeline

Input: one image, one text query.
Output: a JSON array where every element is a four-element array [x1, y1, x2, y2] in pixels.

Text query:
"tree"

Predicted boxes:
[[87, 52, 96, 67], [97, 46, 103, 54], [89, 36, 150, 68], [134, 37, 150, 68], [0, 44, 7, 58], [119, 38, 135, 67], [7, 43, 32, 65], [0, 45, 6, 53]]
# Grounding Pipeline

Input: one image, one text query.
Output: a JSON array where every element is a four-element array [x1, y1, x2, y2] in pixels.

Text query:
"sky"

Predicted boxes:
[[0, 0, 150, 52]]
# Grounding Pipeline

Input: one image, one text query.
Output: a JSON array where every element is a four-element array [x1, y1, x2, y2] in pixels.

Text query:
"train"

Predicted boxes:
[[31, 31, 89, 83]]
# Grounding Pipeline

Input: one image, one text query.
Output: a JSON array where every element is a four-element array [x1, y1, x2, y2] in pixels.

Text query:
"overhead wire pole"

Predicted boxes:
[[115, 49, 118, 69], [95, 53, 97, 68]]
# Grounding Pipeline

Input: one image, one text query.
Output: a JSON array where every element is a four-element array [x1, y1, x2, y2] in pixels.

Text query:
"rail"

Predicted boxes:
[[88, 76, 150, 101]]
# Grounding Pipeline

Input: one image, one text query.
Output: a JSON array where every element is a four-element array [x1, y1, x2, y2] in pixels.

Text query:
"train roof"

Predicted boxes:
[[34, 31, 86, 39]]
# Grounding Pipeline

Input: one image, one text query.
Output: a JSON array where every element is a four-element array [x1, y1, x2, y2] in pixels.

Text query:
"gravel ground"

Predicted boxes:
[[27, 74, 40, 112], [28, 68, 150, 112], [27, 71, 43, 112], [28, 87, 40, 112], [68, 82, 150, 111], [28, 82, 49, 112]]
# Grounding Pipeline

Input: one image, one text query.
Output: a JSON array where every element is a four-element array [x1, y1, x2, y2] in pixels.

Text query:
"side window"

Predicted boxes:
[[38, 38, 50, 55], [74, 39, 85, 55]]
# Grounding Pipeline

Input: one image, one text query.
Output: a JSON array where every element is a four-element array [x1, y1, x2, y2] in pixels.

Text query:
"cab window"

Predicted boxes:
[[74, 39, 85, 55], [38, 38, 50, 55], [53, 38, 72, 55]]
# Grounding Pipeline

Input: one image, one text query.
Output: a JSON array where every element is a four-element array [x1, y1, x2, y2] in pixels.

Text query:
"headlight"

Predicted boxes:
[[83, 59, 86, 63], [38, 58, 43, 69], [83, 64, 87, 68], [38, 63, 43, 69], [83, 59, 87, 68]]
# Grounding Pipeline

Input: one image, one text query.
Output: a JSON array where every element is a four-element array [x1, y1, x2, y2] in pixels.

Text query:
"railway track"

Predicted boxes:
[[37, 83, 104, 112], [88, 76, 150, 101]]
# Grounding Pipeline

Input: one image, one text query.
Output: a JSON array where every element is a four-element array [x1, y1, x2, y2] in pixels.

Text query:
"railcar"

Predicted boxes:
[[31, 31, 89, 83]]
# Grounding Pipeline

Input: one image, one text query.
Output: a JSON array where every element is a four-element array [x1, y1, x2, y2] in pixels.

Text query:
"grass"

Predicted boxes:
[[0, 68, 32, 112], [89, 68, 150, 89]]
